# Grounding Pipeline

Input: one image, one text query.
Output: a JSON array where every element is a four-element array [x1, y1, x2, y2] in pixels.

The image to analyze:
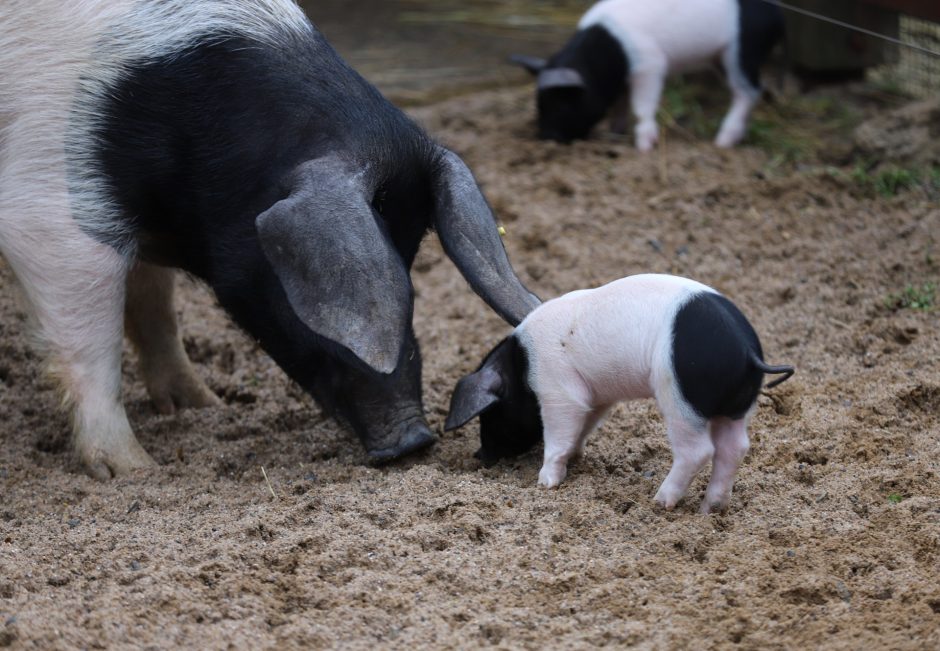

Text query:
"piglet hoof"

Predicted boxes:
[[714, 130, 743, 149], [653, 489, 680, 511], [365, 421, 437, 464], [699, 497, 730, 515], [537, 466, 565, 489]]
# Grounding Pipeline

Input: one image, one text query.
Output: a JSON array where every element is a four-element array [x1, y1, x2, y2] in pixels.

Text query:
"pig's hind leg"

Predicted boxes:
[[654, 414, 713, 510], [700, 416, 750, 514], [714, 45, 761, 148], [125, 263, 220, 415]]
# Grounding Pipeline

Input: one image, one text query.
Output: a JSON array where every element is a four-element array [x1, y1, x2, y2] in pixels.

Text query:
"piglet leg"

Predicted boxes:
[[714, 47, 761, 148], [537, 402, 591, 488], [125, 262, 220, 415], [654, 415, 713, 509], [700, 416, 750, 513], [629, 63, 666, 152]]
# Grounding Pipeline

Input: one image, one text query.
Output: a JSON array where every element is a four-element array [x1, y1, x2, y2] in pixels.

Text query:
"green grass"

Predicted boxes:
[[887, 493, 905, 504], [850, 164, 940, 198], [886, 282, 936, 311]]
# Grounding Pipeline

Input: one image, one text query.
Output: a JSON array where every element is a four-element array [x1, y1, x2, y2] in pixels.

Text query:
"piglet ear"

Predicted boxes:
[[537, 67, 586, 91], [444, 365, 503, 431], [256, 156, 411, 375], [509, 54, 547, 76]]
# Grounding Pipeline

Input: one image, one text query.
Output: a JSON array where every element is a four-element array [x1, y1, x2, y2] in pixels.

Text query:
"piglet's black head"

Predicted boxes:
[[445, 336, 542, 466], [511, 24, 628, 143]]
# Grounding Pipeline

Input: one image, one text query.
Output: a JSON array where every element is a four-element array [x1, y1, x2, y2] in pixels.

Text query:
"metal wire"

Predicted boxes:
[[758, 0, 940, 58]]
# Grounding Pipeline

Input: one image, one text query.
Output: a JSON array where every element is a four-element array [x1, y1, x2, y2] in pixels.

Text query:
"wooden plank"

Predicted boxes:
[[857, 0, 940, 23]]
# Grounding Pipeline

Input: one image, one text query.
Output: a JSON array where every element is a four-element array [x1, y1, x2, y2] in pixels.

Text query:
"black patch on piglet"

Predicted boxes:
[[446, 335, 543, 466], [531, 25, 629, 143], [737, 0, 785, 90], [672, 292, 766, 420]]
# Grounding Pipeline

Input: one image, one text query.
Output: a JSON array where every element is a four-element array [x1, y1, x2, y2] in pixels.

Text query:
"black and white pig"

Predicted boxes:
[[0, 0, 540, 479], [511, 0, 784, 148], [445, 274, 793, 513]]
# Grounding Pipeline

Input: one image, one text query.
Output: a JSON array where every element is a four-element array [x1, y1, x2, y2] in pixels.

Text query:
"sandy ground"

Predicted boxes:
[[1, 83, 939, 650]]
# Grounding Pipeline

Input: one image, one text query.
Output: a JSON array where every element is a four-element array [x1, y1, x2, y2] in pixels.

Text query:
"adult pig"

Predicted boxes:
[[0, 0, 540, 478], [512, 0, 784, 148]]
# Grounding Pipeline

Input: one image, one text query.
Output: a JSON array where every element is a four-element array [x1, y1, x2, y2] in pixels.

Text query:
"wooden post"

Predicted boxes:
[[784, 0, 900, 73]]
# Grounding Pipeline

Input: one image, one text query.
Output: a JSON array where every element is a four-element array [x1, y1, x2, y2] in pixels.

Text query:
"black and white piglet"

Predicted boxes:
[[445, 274, 793, 513], [512, 0, 784, 148]]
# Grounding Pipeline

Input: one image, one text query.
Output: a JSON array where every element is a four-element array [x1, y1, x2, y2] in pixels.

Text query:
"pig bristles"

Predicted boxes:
[[261, 466, 278, 501]]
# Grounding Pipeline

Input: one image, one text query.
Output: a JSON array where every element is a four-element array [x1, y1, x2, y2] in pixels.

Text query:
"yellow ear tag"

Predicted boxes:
[[497, 225, 507, 237]]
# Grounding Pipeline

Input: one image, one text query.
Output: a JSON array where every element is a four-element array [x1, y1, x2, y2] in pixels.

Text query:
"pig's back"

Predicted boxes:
[[519, 274, 714, 405], [580, 0, 737, 72]]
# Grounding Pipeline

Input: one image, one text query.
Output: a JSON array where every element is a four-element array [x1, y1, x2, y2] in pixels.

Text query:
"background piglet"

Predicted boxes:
[[512, 0, 784, 148], [446, 274, 793, 513]]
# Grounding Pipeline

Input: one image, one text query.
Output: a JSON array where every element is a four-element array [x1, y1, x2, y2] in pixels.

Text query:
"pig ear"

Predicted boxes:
[[256, 157, 411, 375], [537, 67, 586, 91], [509, 54, 547, 76], [444, 365, 503, 431]]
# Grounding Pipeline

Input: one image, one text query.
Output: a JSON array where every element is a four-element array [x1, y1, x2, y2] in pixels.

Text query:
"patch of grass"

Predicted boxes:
[[858, 166, 916, 197], [886, 282, 936, 311], [851, 164, 939, 198], [747, 94, 861, 167], [659, 79, 717, 140], [887, 493, 904, 504]]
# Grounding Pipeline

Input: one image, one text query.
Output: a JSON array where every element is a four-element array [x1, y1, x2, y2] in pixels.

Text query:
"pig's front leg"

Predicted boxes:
[[700, 416, 750, 513], [537, 401, 593, 488], [714, 48, 761, 148], [125, 263, 220, 415], [608, 91, 631, 135], [629, 62, 666, 152], [0, 227, 155, 478], [654, 414, 713, 509]]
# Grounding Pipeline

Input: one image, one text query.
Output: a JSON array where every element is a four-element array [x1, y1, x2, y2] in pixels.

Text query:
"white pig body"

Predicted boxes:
[[446, 274, 793, 513]]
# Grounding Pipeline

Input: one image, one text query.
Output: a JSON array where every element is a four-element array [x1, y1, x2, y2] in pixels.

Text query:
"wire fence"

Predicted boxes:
[[869, 15, 940, 98]]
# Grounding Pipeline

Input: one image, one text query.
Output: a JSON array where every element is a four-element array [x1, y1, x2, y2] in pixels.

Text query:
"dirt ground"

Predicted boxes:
[[1, 82, 939, 650]]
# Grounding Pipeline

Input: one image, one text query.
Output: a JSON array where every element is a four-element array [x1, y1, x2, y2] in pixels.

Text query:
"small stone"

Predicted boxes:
[[130, 560, 141, 571], [47, 576, 70, 587], [836, 581, 852, 602], [67, 518, 80, 529], [786, 550, 795, 558], [647, 238, 664, 254], [127, 501, 140, 515], [304, 473, 318, 482], [642, 470, 656, 479]]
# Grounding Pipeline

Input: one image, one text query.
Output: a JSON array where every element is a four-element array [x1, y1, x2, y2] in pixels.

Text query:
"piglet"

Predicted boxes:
[[511, 0, 784, 148], [445, 274, 793, 513]]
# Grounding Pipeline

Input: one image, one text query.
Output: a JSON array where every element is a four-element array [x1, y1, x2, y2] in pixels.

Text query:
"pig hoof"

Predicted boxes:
[[699, 499, 729, 515], [653, 491, 679, 511], [366, 423, 436, 464], [714, 131, 742, 149], [81, 444, 157, 480], [146, 372, 220, 415], [537, 467, 564, 488]]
